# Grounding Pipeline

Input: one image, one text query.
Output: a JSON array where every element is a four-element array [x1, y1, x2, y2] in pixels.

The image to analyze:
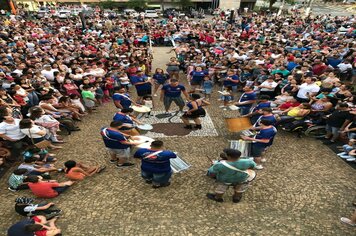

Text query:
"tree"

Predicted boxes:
[[127, 0, 147, 10]]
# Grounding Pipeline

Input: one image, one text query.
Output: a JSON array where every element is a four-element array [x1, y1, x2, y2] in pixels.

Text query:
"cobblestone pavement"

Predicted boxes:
[[0, 47, 355, 235]]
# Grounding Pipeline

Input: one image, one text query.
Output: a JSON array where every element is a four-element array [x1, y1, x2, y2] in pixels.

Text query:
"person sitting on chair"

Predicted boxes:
[[206, 148, 256, 203]]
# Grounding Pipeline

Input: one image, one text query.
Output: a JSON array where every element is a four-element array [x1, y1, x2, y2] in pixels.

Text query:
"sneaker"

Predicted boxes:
[[8, 187, 17, 192], [346, 157, 356, 162], [340, 217, 356, 227], [340, 155, 352, 159], [152, 182, 171, 188], [206, 193, 223, 202], [57, 168, 64, 173], [232, 194, 243, 203], [261, 158, 267, 163], [337, 152, 347, 156], [255, 165, 264, 170], [117, 163, 134, 168]]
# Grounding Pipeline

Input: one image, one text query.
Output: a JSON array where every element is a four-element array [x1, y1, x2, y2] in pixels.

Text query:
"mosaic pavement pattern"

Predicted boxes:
[[137, 110, 218, 138]]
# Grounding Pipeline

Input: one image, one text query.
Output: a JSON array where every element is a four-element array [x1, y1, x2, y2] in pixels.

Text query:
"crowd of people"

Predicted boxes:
[[1, 4, 356, 234]]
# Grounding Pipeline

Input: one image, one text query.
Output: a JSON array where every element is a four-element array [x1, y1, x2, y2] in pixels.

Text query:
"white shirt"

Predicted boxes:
[[297, 83, 320, 99], [0, 119, 26, 140], [337, 63, 352, 73], [20, 125, 46, 139], [41, 69, 58, 81], [260, 80, 278, 91]]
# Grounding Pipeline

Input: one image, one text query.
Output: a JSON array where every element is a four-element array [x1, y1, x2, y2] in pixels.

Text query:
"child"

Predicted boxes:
[[23, 147, 57, 164], [142, 95, 154, 118], [219, 86, 233, 110], [69, 94, 86, 113], [202, 76, 214, 101], [94, 82, 104, 105], [8, 169, 29, 191], [81, 85, 97, 113]]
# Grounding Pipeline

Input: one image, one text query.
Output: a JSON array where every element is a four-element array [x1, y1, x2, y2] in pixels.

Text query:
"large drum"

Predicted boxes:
[[137, 124, 153, 135], [131, 136, 154, 149], [132, 105, 151, 113], [225, 117, 252, 133]]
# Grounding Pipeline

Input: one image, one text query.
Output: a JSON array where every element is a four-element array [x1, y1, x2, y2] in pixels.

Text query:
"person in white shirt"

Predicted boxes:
[[41, 65, 58, 82], [258, 77, 278, 99], [337, 60, 352, 73], [0, 107, 27, 161], [296, 77, 320, 102]]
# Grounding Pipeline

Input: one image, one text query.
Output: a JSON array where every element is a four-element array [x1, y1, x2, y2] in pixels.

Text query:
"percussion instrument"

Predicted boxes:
[[245, 169, 256, 182], [241, 129, 255, 137], [137, 124, 153, 135], [228, 105, 239, 111], [132, 105, 151, 113], [170, 155, 191, 173], [225, 117, 252, 133], [131, 136, 154, 149], [229, 139, 251, 157]]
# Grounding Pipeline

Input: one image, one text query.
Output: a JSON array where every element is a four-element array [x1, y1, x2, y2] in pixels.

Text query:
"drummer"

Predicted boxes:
[[206, 149, 256, 203], [113, 108, 143, 136], [181, 94, 210, 129], [113, 86, 140, 110]]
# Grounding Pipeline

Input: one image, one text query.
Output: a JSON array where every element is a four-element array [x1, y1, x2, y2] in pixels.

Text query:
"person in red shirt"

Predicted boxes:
[[27, 176, 74, 199]]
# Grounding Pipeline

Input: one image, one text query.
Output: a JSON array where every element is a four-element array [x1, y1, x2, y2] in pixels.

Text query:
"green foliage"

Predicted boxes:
[[127, 0, 148, 10]]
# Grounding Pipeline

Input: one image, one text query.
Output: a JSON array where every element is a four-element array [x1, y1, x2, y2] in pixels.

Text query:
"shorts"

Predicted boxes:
[[164, 96, 185, 110], [106, 148, 130, 158], [191, 80, 202, 86], [83, 99, 95, 108], [137, 89, 151, 97], [204, 88, 212, 94], [250, 144, 266, 157], [325, 124, 340, 137]]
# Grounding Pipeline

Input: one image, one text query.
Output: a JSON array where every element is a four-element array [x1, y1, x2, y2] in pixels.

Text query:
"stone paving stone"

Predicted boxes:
[[0, 47, 355, 235]]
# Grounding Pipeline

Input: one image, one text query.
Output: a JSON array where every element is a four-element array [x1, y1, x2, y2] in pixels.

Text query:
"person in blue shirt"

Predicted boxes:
[[101, 121, 142, 167], [251, 108, 278, 127], [152, 68, 170, 96], [242, 119, 277, 170], [223, 69, 239, 92], [113, 108, 143, 136], [161, 79, 190, 113], [130, 70, 152, 103], [235, 86, 257, 115], [112, 86, 136, 110], [189, 66, 207, 91], [202, 76, 214, 101], [134, 140, 176, 188], [243, 95, 271, 123]]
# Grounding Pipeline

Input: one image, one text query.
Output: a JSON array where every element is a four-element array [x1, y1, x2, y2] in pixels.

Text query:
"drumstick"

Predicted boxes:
[[205, 155, 213, 163]]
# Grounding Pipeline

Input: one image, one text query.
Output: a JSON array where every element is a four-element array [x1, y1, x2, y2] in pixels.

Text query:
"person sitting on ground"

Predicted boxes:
[[8, 168, 30, 192], [7, 216, 61, 236], [17, 157, 62, 178], [14, 197, 61, 218], [181, 94, 210, 129], [134, 140, 177, 188], [64, 160, 105, 181], [206, 148, 256, 203], [27, 175, 74, 199]]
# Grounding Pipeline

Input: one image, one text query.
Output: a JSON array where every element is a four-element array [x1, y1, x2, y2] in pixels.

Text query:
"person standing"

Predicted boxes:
[[101, 121, 142, 167], [206, 149, 256, 203], [235, 86, 257, 116], [241, 119, 277, 170], [181, 94, 210, 129], [296, 77, 320, 103], [130, 70, 152, 103], [160, 79, 190, 113], [134, 140, 176, 188], [112, 86, 140, 110]]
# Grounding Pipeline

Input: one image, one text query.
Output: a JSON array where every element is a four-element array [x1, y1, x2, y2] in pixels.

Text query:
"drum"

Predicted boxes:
[[225, 117, 252, 133], [131, 136, 154, 149], [132, 105, 151, 113], [229, 139, 251, 157], [137, 124, 153, 135]]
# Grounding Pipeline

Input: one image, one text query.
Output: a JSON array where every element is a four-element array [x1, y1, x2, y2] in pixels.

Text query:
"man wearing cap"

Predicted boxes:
[[206, 148, 256, 203]]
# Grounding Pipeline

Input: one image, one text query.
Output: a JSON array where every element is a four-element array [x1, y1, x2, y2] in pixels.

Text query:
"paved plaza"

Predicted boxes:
[[0, 47, 355, 235]]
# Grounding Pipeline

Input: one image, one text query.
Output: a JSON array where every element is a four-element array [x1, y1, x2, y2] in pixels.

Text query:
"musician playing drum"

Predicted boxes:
[[206, 149, 256, 203], [134, 140, 177, 188], [113, 108, 143, 136], [181, 94, 210, 129]]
